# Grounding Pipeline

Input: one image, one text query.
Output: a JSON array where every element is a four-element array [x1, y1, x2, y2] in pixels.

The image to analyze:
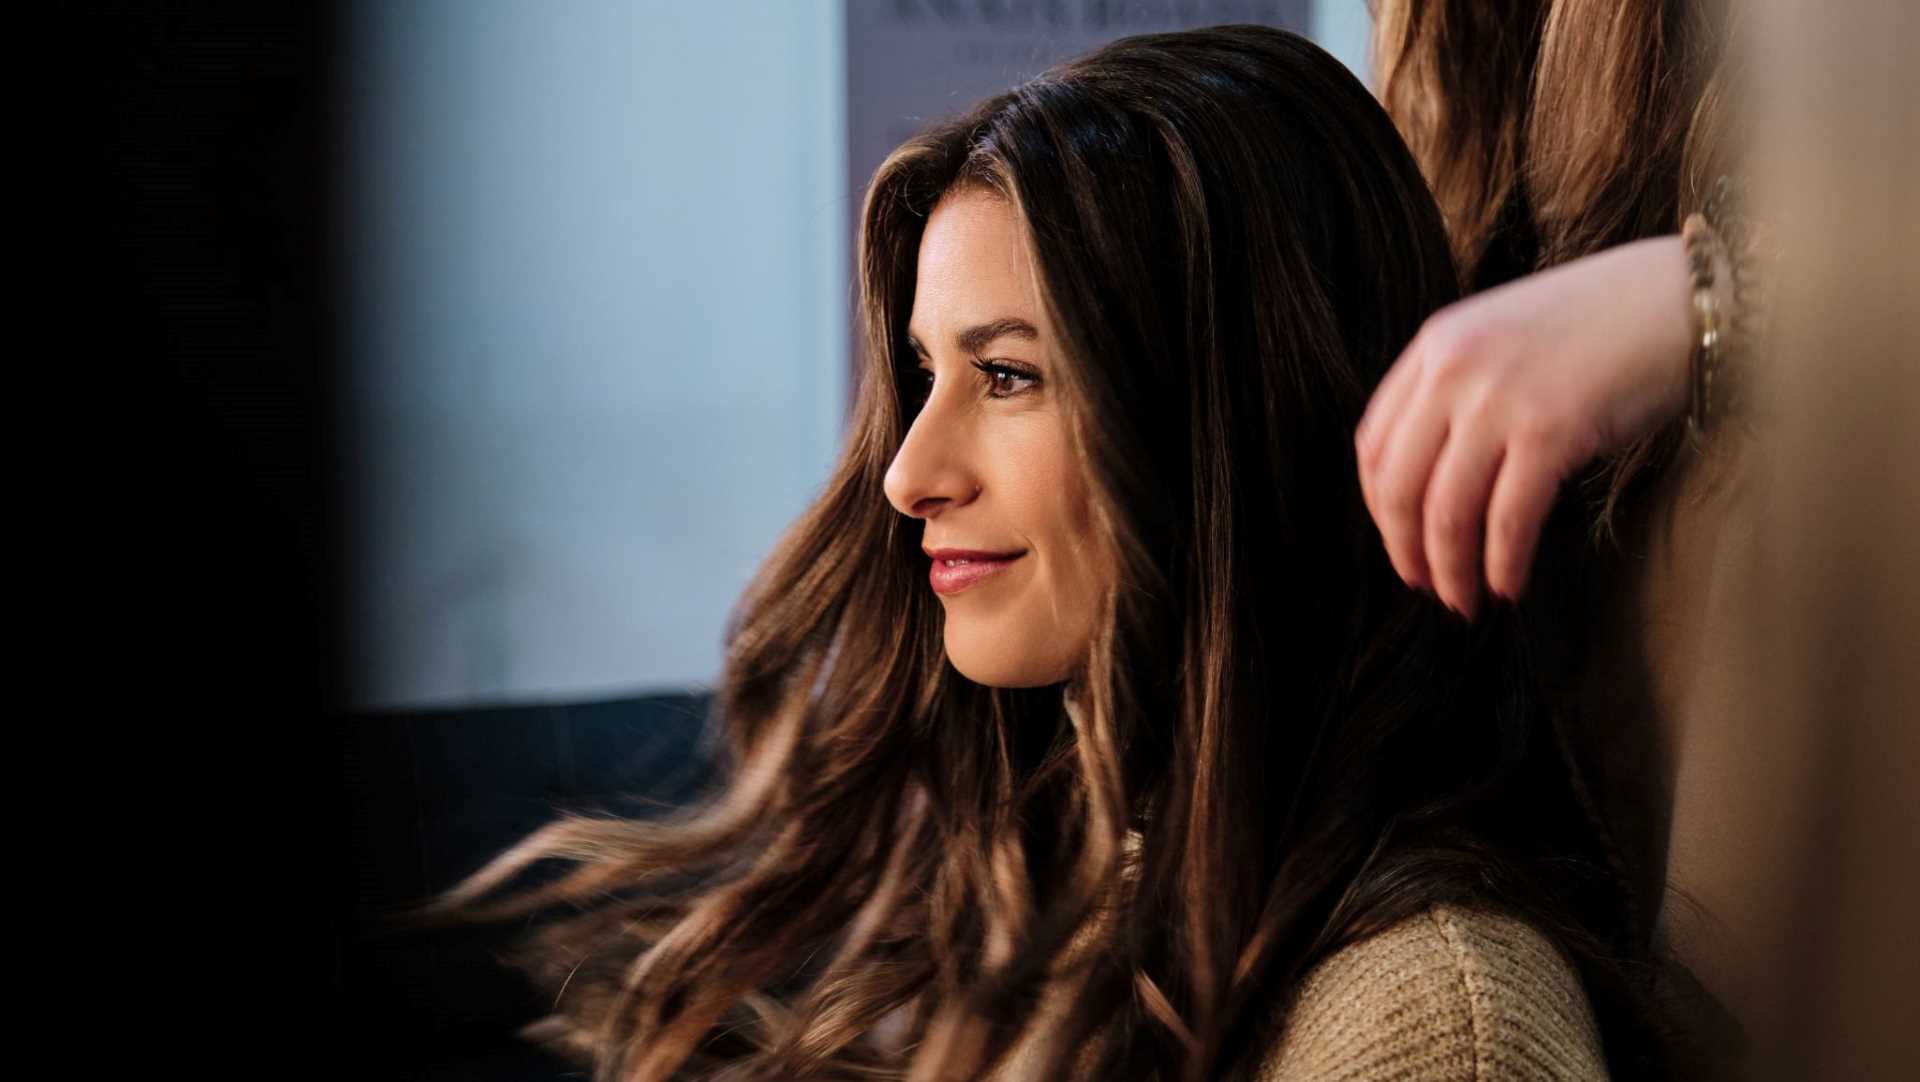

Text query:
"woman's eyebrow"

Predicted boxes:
[[905, 317, 1041, 359], [956, 317, 1039, 354]]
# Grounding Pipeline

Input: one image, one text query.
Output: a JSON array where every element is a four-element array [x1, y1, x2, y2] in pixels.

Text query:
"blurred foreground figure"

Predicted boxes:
[[1361, 2, 1916, 1073], [1671, 0, 1920, 1078]]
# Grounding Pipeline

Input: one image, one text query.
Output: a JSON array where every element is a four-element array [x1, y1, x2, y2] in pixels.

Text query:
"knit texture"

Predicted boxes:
[[986, 902, 1606, 1080], [1255, 903, 1608, 1081]]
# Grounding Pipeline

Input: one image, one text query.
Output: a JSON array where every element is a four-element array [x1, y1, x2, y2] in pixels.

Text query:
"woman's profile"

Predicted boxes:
[[424, 25, 1673, 1081]]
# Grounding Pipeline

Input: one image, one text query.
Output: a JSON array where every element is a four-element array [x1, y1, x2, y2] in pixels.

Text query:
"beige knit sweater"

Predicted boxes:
[[990, 902, 1607, 1080], [1254, 903, 1608, 1081]]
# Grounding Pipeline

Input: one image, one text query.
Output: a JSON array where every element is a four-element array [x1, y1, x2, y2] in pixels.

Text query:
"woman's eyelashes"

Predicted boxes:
[[903, 360, 1042, 409], [973, 359, 1041, 398]]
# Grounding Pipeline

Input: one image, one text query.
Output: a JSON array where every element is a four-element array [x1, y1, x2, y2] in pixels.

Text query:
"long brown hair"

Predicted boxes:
[[1371, 0, 1731, 288], [416, 26, 1659, 1081]]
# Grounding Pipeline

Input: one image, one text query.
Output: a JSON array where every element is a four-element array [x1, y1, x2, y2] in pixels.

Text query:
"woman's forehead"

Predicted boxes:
[[909, 188, 1051, 349]]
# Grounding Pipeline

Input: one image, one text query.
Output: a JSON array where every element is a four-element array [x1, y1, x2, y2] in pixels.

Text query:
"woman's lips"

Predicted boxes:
[[925, 549, 1026, 596]]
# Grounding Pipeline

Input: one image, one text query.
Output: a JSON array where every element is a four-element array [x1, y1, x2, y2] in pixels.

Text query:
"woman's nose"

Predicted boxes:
[[884, 404, 979, 519]]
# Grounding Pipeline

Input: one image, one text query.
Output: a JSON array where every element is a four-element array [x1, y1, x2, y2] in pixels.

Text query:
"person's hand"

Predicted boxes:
[[1354, 235, 1695, 618]]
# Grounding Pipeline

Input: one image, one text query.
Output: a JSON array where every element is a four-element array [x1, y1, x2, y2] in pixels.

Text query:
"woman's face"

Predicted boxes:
[[884, 186, 1109, 688]]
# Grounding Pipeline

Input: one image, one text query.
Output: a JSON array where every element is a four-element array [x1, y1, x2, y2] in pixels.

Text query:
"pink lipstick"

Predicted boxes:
[[924, 548, 1026, 596]]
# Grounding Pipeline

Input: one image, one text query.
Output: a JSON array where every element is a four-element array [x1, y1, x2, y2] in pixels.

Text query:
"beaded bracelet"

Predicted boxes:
[[1716, 176, 1778, 372], [1681, 210, 1728, 439], [1692, 174, 1780, 437]]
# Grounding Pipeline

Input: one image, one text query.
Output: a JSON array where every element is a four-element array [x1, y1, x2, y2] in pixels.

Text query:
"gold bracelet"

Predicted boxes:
[[1682, 211, 1727, 439], [1706, 174, 1776, 377]]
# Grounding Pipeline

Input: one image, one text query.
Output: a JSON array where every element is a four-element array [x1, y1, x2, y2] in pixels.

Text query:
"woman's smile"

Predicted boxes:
[[924, 547, 1028, 596]]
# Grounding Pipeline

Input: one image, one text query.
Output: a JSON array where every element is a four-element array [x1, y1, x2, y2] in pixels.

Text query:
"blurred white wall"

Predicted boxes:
[[1312, 0, 1372, 86], [340, 1, 848, 709]]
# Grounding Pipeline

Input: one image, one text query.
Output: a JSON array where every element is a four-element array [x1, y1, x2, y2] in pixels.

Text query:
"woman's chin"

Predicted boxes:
[[944, 628, 1073, 689]]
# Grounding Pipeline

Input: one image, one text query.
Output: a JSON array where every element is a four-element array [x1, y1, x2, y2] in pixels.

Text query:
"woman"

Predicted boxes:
[[426, 26, 1668, 1080]]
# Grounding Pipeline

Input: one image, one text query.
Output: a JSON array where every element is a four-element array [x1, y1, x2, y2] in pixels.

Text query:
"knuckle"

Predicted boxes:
[[1461, 387, 1506, 428], [1355, 428, 1382, 468], [1419, 303, 1465, 346], [1428, 502, 1475, 547], [1510, 409, 1568, 452], [1377, 480, 1423, 525], [1419, 310, 1483, 375], [1489, 507, 1531, 550], [1422, 340, 1468, 387]]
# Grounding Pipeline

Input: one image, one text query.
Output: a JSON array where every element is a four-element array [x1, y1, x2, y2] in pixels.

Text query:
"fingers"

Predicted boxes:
[[1366, 388, 1451, 593], [1358, 310, 1572, 614], [1423, 415, 1506, 619], [1356, 337, 1433, 578], [1355, 339, 1424, 484], [1482, 435, 1569, 603]]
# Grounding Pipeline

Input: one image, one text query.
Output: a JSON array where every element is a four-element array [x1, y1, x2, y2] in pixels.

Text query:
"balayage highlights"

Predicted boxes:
[[420, 26, 1667, 1081], [1370, 0, 1731, 289]]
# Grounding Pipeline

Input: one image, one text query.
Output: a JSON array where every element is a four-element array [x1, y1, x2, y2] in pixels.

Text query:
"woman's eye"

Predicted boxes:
[[974, 361, 1040, 398], [902, 368, 933, 407]]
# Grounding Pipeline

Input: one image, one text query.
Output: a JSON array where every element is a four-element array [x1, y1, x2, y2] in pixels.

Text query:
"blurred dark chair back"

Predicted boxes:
[[334, 692, 716, 1080]]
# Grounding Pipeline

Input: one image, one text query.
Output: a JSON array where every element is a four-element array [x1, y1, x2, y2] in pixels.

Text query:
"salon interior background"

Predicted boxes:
[[342, 0, 1364, 712]]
